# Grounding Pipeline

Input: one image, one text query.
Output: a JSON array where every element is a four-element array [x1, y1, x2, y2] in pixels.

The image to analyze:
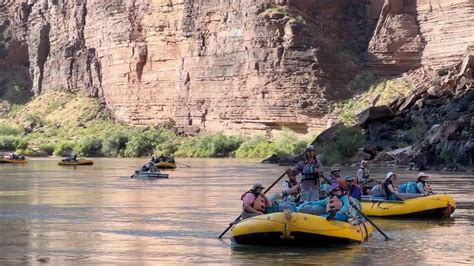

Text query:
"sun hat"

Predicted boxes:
[[418, 172, 429, 178], [251, 183, 265, 191], [386, 172, 396, 179], [328, 183, 341, 193], [306, 145, 315, 152], [330, 167, 340, 173]]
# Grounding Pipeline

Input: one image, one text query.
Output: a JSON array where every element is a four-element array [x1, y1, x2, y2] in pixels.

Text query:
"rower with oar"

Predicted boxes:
[[240, 183, 272, 219]]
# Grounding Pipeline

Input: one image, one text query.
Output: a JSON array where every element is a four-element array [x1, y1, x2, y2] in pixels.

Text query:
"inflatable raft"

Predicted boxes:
[[132, 170, 169, 179], [361, 194, 455, 218], [155, 161, 177, 169], [0, 158, 27, 164], [231, 212, 372, 246], [58, 159, 94, 165]]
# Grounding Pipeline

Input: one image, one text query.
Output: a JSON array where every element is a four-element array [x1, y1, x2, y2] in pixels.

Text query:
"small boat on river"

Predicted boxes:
[[131, 170, 169, 179], [0, 158, 27, 164], [231, 212, 372, 245], [58, 159, 94, 165], [361, 194, 455, 218]]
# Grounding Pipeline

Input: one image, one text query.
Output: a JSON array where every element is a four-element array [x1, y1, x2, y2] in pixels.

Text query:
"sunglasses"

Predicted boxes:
[[346, 180, 354, 183]]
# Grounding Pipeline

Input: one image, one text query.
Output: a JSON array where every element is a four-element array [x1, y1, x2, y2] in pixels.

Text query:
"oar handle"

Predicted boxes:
[[217, 171, 288, 239]]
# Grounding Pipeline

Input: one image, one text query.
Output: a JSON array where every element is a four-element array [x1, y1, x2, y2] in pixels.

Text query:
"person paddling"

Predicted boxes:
[[241, 183, 271, 220], [287, 145, 324, 202], [416, 172, 433, 195]]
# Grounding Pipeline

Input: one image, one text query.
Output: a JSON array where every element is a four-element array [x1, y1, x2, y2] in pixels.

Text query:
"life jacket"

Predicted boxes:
[[359, 167, 370, 180], [241, 191, 266, 212], [326, 195, 343, 213], [382, 179, 396, 199], [282, 180, 299, 197], [301, 161, 320, 185]]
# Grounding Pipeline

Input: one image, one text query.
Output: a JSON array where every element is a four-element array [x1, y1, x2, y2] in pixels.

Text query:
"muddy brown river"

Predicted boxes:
[[0, 158, 472, 264]]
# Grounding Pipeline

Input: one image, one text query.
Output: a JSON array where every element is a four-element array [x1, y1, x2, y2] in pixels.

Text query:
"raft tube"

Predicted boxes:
[[58, 159, 94, 165], [231, 212, 372, 246], [132, 170, 169, 179], [154, 161, 177, 169], [0, 158, 27, 164], [361, 194, 455, 218]]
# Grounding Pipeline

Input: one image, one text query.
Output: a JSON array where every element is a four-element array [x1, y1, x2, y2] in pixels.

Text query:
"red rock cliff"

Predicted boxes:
[[0, 0, 473, 134]]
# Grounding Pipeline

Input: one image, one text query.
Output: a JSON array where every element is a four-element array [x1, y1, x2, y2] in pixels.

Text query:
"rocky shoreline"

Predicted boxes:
[[264, 49, 473, 172]]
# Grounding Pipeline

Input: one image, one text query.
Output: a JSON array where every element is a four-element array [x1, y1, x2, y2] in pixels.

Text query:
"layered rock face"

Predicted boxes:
[[1, 0, 370, 135], [367, 0, 474, 74], [0, 0, 473, 135]]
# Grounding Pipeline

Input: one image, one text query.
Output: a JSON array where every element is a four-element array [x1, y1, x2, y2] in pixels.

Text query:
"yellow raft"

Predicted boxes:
[[231, 212, 373, 246], [58, 159, 94, 166], [361, 194, 455, 218], [155, 161, 177, 169], [0, 158, 27, 164]]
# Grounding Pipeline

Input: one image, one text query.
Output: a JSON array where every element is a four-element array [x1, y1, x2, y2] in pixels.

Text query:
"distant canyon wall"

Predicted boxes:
[[0, 0, 473, 135]]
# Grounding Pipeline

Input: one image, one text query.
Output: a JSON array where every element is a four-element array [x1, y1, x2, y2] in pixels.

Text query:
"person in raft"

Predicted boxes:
[[296, 183, 350, 221], [276, 172, 301, 212], [241, 183, 271, 220], [357, 159, 378, 195], [416, 172, 433, 195], [287, 145, 324, 202], [382, 172, 403, 201], [344, 175, 362, 201]]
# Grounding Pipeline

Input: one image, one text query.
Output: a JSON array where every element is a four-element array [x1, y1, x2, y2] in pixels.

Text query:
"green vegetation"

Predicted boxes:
[[261, 5, 306, 24], [235, 129, 309, 158], [0, 90, 313, 158], [318, 126, 364, 165], [332, 73, 414, 126]]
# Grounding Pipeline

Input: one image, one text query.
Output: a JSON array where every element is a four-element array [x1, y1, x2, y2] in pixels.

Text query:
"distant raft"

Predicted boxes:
[[154, 161, 177, 169], [58, 159, 94, 166], [0, 158, 27, 164], [361, 194, 455, 218], [231, 212, 372, 246], [132, 170, 169, 179]]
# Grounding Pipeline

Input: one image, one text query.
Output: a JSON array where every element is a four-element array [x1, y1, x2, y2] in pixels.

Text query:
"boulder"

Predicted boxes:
[[358, 106, 395, 128]]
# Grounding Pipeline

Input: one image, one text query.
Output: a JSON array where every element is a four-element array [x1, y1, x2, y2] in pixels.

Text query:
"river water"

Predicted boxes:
[[0, 158, 472, 264]]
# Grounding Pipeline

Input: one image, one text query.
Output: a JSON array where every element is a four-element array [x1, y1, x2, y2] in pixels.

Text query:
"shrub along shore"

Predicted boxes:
[[0, 90, 368, 164], [0, 90, 316, 159]]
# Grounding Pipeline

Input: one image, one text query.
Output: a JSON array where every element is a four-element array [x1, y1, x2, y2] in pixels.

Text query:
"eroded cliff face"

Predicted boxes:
[[367, 0, 474, 74], [0, 0, 473, 135]]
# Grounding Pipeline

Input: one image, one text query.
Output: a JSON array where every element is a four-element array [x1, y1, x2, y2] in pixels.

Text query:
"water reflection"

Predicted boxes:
[[0, 158, 472, 264]]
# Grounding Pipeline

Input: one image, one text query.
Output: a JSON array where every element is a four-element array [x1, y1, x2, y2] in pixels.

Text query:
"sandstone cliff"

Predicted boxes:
[[0, 0, 473, 136]]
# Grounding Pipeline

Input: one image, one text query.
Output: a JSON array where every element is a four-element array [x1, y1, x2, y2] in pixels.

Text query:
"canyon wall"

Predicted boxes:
[[0, 0, 473, 135], [367, 0, 474, 74]]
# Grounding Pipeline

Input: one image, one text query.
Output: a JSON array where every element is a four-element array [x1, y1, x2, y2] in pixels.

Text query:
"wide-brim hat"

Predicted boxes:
[[386, 172, 396, 179], [329, 183, 341, 193], [305, 145, 315, 152], [330, 167, 340, 173], [251, 183, 265, 191]]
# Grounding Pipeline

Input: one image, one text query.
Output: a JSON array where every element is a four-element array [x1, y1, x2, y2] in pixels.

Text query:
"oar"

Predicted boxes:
[[217, 171, 287, 239], [176, 162, 191, 168], [320, 174, 391, 240], [350, 202, 391, 241]]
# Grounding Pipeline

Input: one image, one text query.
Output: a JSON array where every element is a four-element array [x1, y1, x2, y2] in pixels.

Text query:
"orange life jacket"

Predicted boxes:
[[326, 195, 343, 213]]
